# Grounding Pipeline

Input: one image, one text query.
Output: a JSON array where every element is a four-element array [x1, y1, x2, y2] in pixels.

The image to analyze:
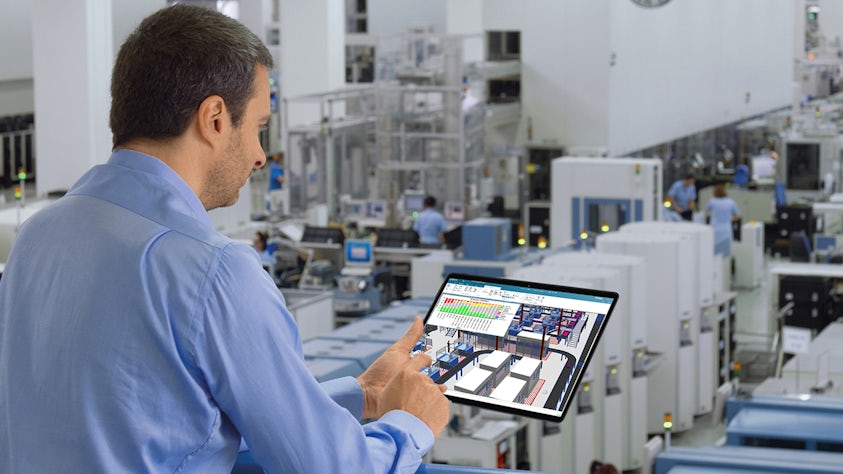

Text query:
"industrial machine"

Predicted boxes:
[[507, 265, 602, 474], [541, 251, 649, 471], [654, 445, 843, 474], [620, 221, 716, 416], [333, 239, 393, 319], [597, 231, 697, 434], [551, 157, 663, 249], [297, 226, 344, 291], [779, 134, 843, 200], [410, 217, 545, 298]]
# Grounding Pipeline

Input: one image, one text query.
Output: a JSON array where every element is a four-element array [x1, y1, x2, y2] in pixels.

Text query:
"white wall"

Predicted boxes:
[[476, 0, 795, 155], [608, 0, 794, 154], [0, 0, 163, 117], [0, 0, 33, 82], [818, 0, 843, 46], [368, 0, 446, 35], [280, 0, 344, 99]]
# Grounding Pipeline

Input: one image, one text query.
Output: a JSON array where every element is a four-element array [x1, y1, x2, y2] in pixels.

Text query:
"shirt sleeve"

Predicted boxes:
[[689, 185, 697, 200], [188, 243, 434, 473], [668, 181, 679, 199]]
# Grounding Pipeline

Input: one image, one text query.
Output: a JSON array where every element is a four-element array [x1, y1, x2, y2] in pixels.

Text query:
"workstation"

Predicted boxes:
[[5, 1, 843, 473]]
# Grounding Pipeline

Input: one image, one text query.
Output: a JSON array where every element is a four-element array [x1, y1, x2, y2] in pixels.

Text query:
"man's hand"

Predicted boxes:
[[377, 352, 450, 437], [357, 316, 442, 419]]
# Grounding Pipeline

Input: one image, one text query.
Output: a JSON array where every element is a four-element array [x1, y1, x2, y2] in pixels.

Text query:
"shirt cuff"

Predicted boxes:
[[380, 410, 436, 454], [321, 376, 364, 420]]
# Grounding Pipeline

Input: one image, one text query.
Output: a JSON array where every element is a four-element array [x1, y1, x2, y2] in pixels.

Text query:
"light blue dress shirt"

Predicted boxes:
[[0, 150, 432, 473], [705, 196, 740, 257], [412, 208, 447, 245], [668, 180, 697, 211]]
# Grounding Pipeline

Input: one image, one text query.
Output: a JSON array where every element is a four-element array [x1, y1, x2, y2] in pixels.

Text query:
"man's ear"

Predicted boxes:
[[196, 95, 228, 147]]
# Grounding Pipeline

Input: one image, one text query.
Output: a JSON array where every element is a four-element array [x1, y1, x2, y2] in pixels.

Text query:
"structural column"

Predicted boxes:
[[32, 0, 113, 196]]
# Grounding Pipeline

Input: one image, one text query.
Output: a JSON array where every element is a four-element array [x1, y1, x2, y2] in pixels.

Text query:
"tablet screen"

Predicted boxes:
[[419, 273, 618, 422]]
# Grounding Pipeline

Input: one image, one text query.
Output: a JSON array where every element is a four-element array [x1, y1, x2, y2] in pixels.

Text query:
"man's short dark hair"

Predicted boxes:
[[110, 4, 274, 148], [684, 173, 695, 181], [424, 196, 436, 208]]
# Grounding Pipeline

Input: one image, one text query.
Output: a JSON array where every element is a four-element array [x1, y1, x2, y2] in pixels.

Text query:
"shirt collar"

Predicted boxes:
[[68, 149, 213, 231]]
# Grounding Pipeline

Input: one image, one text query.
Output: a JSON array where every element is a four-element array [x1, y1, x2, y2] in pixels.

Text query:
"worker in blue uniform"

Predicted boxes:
[[705, 184, 741, 257], [0, 5, 448, 473], [413, 195, 448, 247], [667, 174, 697, 221]]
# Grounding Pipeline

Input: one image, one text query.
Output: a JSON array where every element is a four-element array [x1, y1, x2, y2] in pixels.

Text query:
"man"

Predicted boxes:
[[667, 173, 697, 221], [413, 195, 448, 247], [0, 5, 448, 473]]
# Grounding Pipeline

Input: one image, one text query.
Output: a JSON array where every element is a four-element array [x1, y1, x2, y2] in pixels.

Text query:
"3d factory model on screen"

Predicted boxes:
[[418, 274, 617, 422]]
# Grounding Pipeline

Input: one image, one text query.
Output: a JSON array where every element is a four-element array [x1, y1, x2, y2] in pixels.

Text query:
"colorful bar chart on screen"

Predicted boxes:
[[426, 296, 519, 336]]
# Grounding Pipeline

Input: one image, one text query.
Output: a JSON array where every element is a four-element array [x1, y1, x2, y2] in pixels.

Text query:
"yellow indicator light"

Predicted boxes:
[[517, 238, 526, 246], [611, 367, 617, 374], [663, 412, 673, 431], [579, 230, 588, 240], [537, 237, 548, 249], [663, 200, 672, 208], [583, 384, 590, 392], [14, 187, 21, 200], [600, 223, 610, 233]]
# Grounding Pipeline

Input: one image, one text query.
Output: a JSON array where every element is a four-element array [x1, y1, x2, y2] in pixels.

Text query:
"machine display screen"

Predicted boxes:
[[345, 239, 374, 266], [420, 273, 617, 422], [365, 201, 385, 219], [786, 143, 820, 190], [404, 193, 425, 213], [444, 201, 466, 221]]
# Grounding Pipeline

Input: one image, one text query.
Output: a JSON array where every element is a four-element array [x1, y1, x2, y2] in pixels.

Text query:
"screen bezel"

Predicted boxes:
[[421, 272, 618, 423], [344, 239, 374, 266]]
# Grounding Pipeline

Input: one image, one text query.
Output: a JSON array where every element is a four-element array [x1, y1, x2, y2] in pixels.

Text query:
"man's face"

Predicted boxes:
[[684, 178, 694, 188], [204, 65, 271, 210]]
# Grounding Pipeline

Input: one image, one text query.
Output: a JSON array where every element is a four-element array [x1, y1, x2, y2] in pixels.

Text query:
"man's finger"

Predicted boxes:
[[406, 352, 432, 372], [392, 316, 424, 352]]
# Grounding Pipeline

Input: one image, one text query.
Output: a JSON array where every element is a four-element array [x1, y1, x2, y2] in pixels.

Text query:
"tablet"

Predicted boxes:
[[419, 273, 618, 422]]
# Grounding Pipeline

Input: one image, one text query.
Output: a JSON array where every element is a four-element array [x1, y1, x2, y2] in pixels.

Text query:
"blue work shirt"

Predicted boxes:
[[413, 208, 447, 245], [0, 150, 432, 473], [668, 180, 697, 211], [705, 196, 740, 256], [268, 159, 284, 191]]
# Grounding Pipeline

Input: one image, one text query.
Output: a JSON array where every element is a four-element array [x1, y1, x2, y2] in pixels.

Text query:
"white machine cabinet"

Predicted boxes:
[[732, 221, 765, 289], [550, 157, 662, 249], [596, 231, 696, 434], [510, 264, 627, 473], [542, 251, 648, 471], [509, 267, 597, 474], [620, 221, 716, 415]]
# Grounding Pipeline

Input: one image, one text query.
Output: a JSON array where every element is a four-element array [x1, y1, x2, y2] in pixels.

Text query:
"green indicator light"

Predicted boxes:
[[583, 385, 590, 392]]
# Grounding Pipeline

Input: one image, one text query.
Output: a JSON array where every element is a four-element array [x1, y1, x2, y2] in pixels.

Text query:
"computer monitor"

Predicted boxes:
[[751, 154, 777, 182], [404, 193, 425, 213], [365, 200, 385, 219], [345, 239, 375, 268], [444, 201, 465, 221]]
